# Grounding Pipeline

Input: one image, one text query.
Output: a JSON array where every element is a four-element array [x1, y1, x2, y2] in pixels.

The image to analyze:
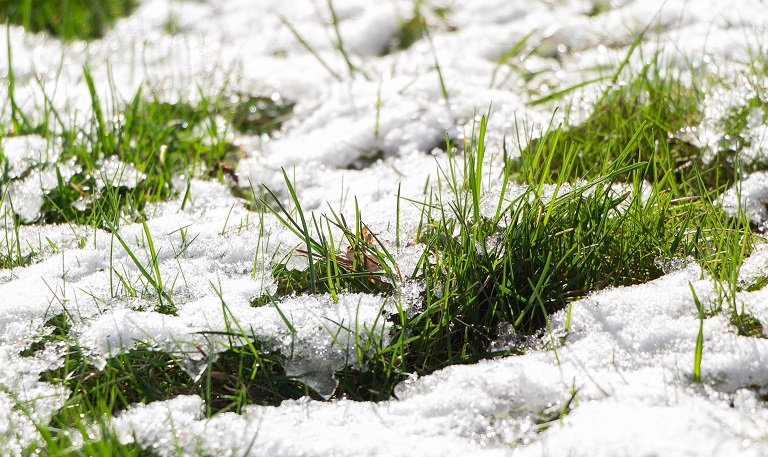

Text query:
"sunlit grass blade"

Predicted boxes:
[[279, 15, 342, 82], [106, 221, 175, 313], [490, 30, 536, 88], [690, 282, 705, 383]]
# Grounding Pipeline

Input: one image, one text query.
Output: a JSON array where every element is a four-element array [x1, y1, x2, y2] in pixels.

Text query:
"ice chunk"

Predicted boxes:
[[95, 155, 146, 190], [1, 135, 59, 178], [721, 172, 768, 229]]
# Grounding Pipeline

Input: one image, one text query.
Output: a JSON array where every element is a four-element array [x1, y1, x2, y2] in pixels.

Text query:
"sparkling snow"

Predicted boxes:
[[2, 0, 768, 455]]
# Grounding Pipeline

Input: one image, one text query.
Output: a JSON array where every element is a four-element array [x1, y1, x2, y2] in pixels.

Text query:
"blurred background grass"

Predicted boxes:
[[1, 0, 136, 40]]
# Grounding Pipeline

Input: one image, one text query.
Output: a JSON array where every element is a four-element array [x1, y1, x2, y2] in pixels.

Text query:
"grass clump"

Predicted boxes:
[[42, 346, 193, 417], [0, 0, 137, 40], [518, 55, 721, 194], [395, 114, 701, 372], [2, 67, 294, 230], [32, 344, 308, 454], [416, 175, 666, 349], [258, 172, 400, 302], [39, 76, 240, 228]]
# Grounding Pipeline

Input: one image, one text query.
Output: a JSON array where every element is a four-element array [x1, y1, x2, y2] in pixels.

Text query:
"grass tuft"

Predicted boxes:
[[1, 0, 137, 40], [3, 72, 293, 230], [516, 54, 717, 194]]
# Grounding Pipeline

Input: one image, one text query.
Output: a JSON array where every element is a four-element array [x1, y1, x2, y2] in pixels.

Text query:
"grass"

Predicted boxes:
[[247, 48, 761, 399], [2, 1, 768, 455], [1, 0, 137, 40], [519, 54, 712, 191], [690, 283, 705, 383], [249, 64, 755, 396], [0, 210, 33, 268], [22, 63, 755, 447], [259, 171, 401, 299], [2, 66, 293, 230]]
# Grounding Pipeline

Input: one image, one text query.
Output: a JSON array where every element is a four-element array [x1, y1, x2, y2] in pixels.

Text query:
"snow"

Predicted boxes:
[[0, 135, 80, 222], [78, 292, 393, 398], [95, 155, 146, 191], [722, 172, 768, 228], [102, 266, 768, 456], [2, 0, 768, 455]]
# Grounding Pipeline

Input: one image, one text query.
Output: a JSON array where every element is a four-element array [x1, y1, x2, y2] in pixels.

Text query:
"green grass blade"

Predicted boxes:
[[689, 282, 705, 383], [280, 168, 317, 294], [107, 221, 175, 312], [489, 30, 535, 88], [279, 15, 342, 82]]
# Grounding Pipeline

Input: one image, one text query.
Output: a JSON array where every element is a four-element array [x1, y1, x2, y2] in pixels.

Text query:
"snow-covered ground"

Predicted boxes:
[[2, 0, 768, 455]]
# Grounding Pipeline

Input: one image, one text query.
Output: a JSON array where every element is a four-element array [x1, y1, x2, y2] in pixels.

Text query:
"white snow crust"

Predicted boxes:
[[2, 0, 768, 455]]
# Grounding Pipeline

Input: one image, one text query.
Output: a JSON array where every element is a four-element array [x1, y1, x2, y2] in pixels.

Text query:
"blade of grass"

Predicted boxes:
[[689, 282, 705, 383], [490, 30, 536, 89], [326, 0, 368, 80], [279, 15, 342, 82], [106, 221, 175, 312]]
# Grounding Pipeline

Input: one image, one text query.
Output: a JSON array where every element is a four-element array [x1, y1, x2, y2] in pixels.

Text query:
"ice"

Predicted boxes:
[[95, 155, 146, 190], [721, 172, 768, 229]]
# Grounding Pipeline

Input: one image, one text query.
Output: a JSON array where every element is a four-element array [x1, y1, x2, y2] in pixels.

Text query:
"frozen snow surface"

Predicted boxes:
[[2, 0, 768, 455]]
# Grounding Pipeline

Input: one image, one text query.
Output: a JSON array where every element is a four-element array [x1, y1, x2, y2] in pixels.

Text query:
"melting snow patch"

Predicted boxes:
[[77, 293, 392, 398]]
